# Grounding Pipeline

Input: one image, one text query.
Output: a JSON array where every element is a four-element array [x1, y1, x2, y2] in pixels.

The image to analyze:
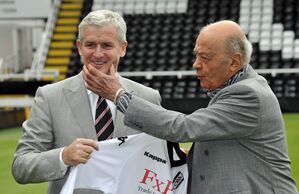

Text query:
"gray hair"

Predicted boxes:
[[226, 36, 253, 67], [78, 10, 127, 43]]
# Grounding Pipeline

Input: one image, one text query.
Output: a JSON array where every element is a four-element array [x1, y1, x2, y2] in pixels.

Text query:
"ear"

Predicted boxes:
[[76, 39, 82, 56], [229, 52, 242, 72], [120, 41, 128, 57]]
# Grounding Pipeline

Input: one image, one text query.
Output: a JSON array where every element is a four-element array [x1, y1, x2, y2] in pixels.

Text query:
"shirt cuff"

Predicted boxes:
[[59, 147, 69, 174], [116, 91, 132, 113]]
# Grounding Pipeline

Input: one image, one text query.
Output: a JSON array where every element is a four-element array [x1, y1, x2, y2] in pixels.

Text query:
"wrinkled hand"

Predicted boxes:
[[62, 138, 98, 166], [83, 63, 122, 101]]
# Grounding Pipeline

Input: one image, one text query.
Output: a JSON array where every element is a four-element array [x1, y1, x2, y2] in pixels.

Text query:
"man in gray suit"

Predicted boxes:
[[12, 10, 161, 194], [86, 20, 298, 193]]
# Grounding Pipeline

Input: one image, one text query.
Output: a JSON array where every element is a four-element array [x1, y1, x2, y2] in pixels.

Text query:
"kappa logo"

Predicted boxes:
[[144, 151, 166, 164], [117, 136, 128, 146]]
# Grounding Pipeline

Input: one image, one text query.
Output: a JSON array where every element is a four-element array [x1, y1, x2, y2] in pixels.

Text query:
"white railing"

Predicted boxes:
[[0, 95, 33, 108], [0, 0, 61, 82], [255, 68, 299, 76], [120, 68, 299, 79], [0, 54, 18, 74], [0, 69, 60, 82], [0, 68, 298, 107], [31, 0, 61, 72], [0, 54, 60, 81], [27, 0, 62, 81]]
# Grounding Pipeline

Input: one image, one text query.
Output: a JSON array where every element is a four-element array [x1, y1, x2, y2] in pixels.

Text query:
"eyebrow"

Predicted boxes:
[[193, 49, 208, 56], [84, 40, 95, 43], [193, 47, 200, 55]]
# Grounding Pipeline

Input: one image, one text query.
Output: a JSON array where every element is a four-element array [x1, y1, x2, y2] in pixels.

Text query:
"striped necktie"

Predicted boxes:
[[95, 97, 114, 141]]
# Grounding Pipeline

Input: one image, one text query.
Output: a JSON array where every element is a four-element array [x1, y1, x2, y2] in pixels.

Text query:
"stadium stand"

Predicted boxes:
[[94, 0, 299, 113], [46, 0, 93, 80], [1, 0, 299, 128]]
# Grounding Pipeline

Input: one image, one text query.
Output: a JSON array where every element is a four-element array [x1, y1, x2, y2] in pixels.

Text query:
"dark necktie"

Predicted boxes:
[[95, 97, 114, 141]]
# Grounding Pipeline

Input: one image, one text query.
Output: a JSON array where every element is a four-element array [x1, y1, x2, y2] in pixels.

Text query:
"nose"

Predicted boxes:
[[93, 45, 104, 58], [192, 58, 201, 69]]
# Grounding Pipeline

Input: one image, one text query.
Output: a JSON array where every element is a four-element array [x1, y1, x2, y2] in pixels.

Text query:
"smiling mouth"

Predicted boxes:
[[91, 61, 105, 66]]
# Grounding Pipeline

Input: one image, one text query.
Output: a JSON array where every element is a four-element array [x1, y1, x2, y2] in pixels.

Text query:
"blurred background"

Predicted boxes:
[[0, 0, 298, 193]]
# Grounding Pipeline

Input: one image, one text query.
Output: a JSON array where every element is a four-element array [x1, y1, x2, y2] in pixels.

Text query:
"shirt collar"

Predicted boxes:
[[207, 64, 249, 98]]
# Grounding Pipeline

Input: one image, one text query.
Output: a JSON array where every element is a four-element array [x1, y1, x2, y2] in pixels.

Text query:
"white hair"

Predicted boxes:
[[227, 36, 253, 66], [78, 10, 127, 43]]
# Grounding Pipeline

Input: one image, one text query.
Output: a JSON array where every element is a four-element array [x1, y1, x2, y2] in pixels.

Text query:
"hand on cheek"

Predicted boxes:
[[82, 63, 121, 101], [108, 64, 116, 76]]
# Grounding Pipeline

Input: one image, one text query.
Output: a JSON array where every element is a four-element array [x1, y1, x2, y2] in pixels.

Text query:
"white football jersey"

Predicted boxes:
[[60, 133, 188, 194]]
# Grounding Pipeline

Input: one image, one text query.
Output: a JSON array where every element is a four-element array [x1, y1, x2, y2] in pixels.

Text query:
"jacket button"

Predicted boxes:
[[200, 175, 205, 181], [204, 150, 209, 156]]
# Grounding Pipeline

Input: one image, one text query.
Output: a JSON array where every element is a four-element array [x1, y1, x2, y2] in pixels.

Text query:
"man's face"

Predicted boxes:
[[192, 33, 234, 91], [77, 25, 127, 74]]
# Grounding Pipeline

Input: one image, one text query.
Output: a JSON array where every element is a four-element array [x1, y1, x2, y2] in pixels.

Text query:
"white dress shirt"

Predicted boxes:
[[86, 89, 116, 124], [59, 87, 117, 173]]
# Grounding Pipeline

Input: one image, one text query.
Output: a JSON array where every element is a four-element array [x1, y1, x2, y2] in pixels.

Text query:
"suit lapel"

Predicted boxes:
[[63, 73, 96, 139]]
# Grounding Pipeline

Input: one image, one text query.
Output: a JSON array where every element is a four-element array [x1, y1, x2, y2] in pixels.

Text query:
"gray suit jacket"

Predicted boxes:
[[124, 66, 298, 194], [12, 73, 161, 194]]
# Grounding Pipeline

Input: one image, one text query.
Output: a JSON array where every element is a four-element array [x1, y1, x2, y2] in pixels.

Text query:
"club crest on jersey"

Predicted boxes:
[[172, 171, 184, 189]]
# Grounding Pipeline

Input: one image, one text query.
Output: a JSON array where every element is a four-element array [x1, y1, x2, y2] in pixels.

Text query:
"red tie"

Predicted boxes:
[[95, 97, 114, 141]]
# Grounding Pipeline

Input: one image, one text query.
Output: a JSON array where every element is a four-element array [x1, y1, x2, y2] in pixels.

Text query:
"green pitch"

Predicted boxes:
[[1, 113, 298, 193], [0, 127, 47, 194]]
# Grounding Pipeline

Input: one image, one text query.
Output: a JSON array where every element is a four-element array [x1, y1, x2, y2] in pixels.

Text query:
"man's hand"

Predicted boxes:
[[83, 63, 122, 101], [62, 138, 98, 166]]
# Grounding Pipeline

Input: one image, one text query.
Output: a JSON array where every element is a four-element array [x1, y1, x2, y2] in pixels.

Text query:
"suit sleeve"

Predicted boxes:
[[124, 84, 260, 142], [152, 89, 162, 106], [12, 87, 67, 183]]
